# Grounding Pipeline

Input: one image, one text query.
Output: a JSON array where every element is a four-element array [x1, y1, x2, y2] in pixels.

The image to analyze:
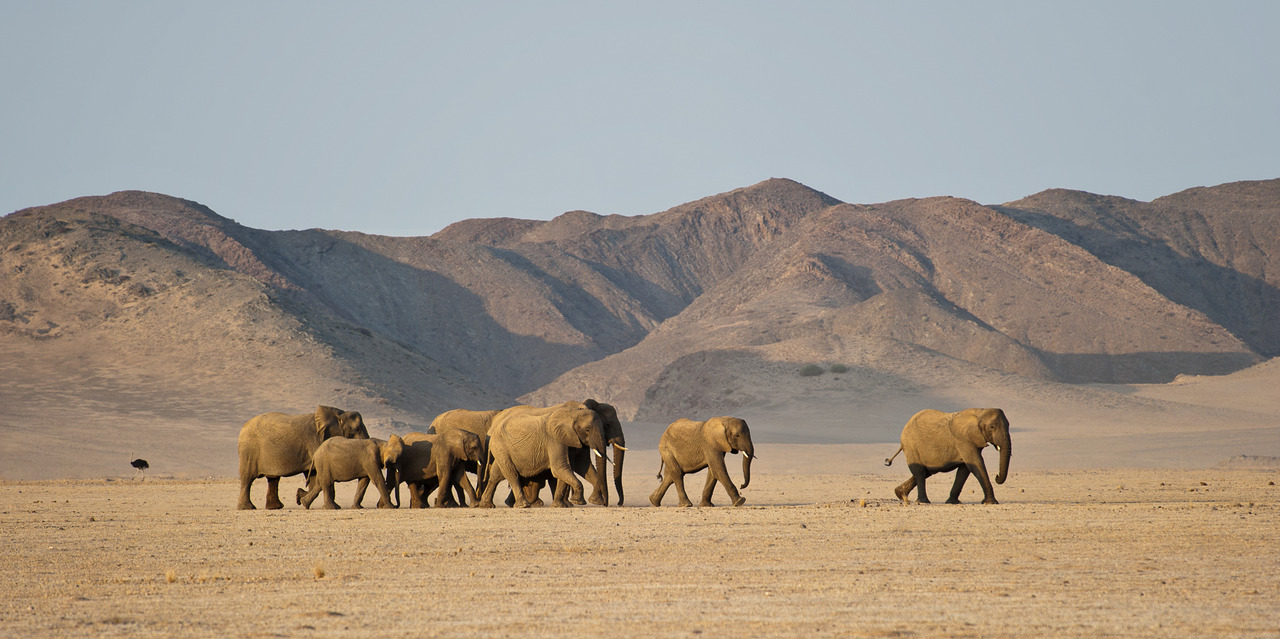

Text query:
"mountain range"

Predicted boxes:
[[3, 178, 1278, 478]]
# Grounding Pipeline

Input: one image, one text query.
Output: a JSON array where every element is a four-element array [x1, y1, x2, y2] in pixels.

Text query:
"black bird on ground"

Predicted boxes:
[[131, 457, 149, 481]]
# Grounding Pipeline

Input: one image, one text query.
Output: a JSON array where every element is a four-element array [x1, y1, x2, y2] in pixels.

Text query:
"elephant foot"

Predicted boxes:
[[649, 494, 662, 507], [588, 493, 605, 506], [732, 496, 746, 507], [893, 485, 910, 503], [477, 501, 495, 509], [946, 498, 962, 505], [265, 501, 284, 510], [551, 500, 573, 508], [377, 501, 394, 509], [295, 489, 305, 505], [982, 497, 999, 505], [530, 498, 545, 507], [322, 502, 340, 510], [237, 501, 256, 510], [916, 497, 931, 504], [699, 500, 716, 507]]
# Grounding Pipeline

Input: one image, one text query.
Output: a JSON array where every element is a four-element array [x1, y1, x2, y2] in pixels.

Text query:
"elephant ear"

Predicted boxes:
[[315, 405, 342, 437], [706, 417, 734, 453], [549, 409, 580, 447], [583, 398, 600, 411], [950, 410, 987, 447]]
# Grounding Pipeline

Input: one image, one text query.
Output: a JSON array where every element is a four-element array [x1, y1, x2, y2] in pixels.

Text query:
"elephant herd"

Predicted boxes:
[[236, 402, 1011, 511]]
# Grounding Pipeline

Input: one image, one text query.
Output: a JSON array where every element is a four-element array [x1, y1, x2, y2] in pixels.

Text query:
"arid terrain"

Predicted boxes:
[[3, 466, 1278, 638], [3, 179, 1279, 636]]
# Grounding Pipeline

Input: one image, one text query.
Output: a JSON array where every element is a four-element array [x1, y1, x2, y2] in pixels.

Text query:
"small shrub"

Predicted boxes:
[[829, 363, 848, 374], [799, 364, 825, 377]]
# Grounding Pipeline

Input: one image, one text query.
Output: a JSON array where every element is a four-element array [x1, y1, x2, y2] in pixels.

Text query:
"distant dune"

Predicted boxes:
[[3, 178, 1279, 479]]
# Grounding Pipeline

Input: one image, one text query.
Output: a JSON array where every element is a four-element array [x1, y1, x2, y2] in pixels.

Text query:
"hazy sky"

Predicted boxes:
[[3, 3, 1278, 236]]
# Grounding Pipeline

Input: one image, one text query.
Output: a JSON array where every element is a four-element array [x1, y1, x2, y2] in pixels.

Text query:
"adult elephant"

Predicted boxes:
[[237, 405, 370, 510], [296, 435, 405, 509], [649, 417, 755, 508], [431, 399, 626, 506], [478, 401, 607, 508], [884, 408, 1011, 504], [521, 399, 627, 507], [394, 430, 487, 508]]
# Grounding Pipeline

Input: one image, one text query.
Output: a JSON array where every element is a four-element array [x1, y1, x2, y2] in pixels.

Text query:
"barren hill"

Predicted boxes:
[[3, 178, 1278, 478]]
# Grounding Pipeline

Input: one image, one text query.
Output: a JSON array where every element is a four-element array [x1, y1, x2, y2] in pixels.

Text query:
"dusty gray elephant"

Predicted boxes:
[[237, 405, 370, 510], [884, 408, 1011, 504], [394, 430, 486, 508], [519, 399, 628, 507], [478, 401, 607, 508], [649, 417, 755, 507], [427, 408, 502, 504], [296, 435, 405, 509]]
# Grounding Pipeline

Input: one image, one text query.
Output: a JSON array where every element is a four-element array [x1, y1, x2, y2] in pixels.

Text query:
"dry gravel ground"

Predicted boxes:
[[3, 464, 1278, 638]]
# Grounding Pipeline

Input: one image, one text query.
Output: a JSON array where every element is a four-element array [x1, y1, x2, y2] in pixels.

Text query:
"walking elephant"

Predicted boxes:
[[296, 435, 405, 509], [394, 430, 487, 508], [649, 417, 755, 507], [885, 408, 1011, 504], [478, 401, 607, 508], [237, 405, 370, 510], [520, 399, 628, 507], [427, 408, 502, 504]]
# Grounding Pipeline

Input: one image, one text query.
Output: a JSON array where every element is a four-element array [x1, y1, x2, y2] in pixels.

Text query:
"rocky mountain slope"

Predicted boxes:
[[3, 178, 1277, 477]]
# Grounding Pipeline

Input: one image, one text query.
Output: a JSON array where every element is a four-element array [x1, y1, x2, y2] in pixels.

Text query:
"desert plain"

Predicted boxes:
[[3, 455, 1278, 638]]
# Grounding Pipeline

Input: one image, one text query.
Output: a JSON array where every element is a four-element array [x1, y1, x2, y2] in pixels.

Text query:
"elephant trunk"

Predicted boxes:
[[994, 432, 1011, 485], [588, 425, 607, 460], [612, 444, 625, 506], [386, 463, 400, 508], [740, 442, 754, 490]]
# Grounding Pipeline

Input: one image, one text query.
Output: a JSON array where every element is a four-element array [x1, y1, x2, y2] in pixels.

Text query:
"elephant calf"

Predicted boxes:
[[650, 417, 755, 507], [297, 436, 405, 509]]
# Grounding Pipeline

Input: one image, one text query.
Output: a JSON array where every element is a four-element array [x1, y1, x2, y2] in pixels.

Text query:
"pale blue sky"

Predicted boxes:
[[3, 3, 1277, 236]]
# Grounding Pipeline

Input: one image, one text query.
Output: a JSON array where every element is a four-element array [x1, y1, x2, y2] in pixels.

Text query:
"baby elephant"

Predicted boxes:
[[650, 417, 755, 507], [297, 435, 404, 509]]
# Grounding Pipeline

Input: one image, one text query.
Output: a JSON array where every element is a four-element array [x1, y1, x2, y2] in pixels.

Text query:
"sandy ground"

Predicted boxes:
[[3, 460, 1278, 638]]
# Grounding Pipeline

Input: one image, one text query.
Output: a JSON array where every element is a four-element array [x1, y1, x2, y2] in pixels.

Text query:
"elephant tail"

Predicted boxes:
[[884, 445, 903, 467], [655, 458, 664, 481]]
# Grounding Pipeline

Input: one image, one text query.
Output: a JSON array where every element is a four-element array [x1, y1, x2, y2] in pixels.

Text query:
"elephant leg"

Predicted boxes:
[[321, 480, 340, 509], [524, 479, 545, 507], [496, 456, 530, 508], [947, 466, 971, 504], [477, 463, 503, 508], [456, 466, 479, 506], [672, 473, 693, 507], [894, 476, 915, 504], [649, 468, 676, 507], [409, 483, 426, 509], [700, 472, 718, 507], [549, 467, 582, 508], [971, 462, 998, 504], [705, 454, 744, 507], [238, 473, 257, 510], [299, 478, 322, 509], [584, 454, 607, 506], [350, 476, 370, 509], [264, 477, 285, 510], [908, 463, 931, 504]]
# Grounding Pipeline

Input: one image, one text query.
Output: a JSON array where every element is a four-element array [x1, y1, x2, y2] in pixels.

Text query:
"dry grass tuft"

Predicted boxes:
[[313, 562, 326, 579]]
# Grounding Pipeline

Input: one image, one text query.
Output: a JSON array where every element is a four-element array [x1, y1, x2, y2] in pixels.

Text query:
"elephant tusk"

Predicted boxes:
[[613, 444, 629, 451]]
